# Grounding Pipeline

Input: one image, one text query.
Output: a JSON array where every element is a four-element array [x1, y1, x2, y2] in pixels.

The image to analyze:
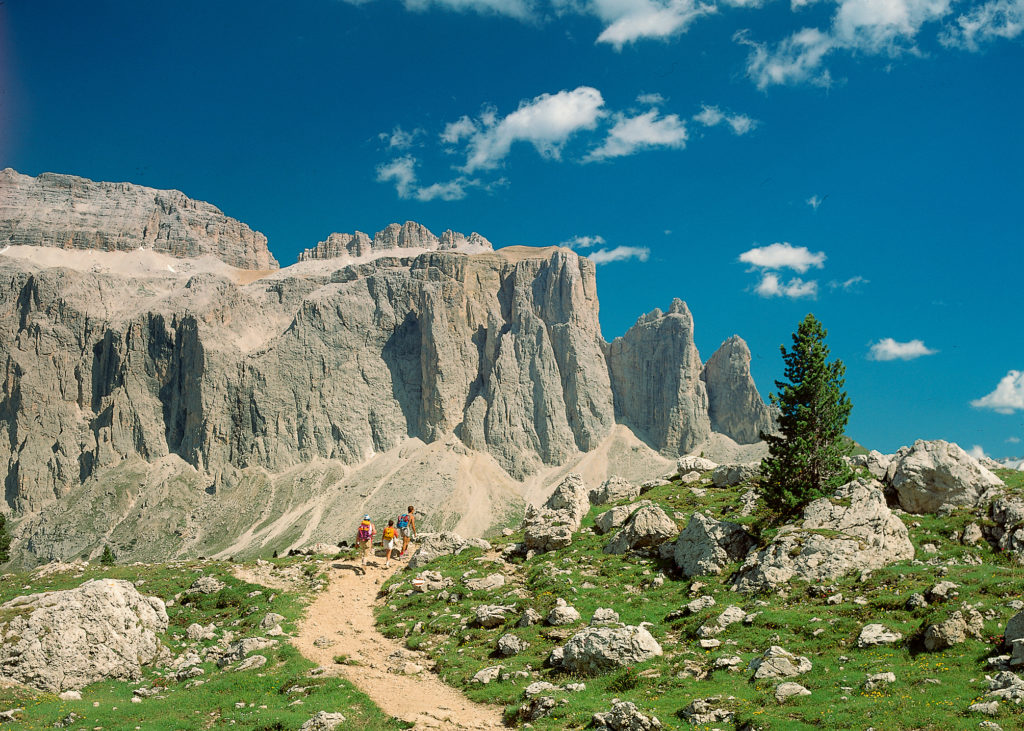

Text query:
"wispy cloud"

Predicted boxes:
[[1008, 436, 1022, 444], [636, 92, 667, 106], [829, 275, 868, 291], [754, 272, 818, 298], [376, 156, 480, 201], [561, 235, 606, 249], [586, 108, 687, 161], [692, 104, 758, 135], [940, 0, 1024, 50], [593, 0, 718, 49], [968, 444, 988, 459], [398, 0, 535, 21], [807, 194, 827, 210], [972, 370, 1024, 414], [588, 245, 651, 264], [739, 242, 826, 273], [868, 338, 938, 361], [739, 0, 955, 90], [379, 125, 424, 149]]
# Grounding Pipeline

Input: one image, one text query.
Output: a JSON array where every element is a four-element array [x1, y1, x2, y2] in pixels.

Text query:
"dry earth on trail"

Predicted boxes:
[[291, 554, 506, 730]]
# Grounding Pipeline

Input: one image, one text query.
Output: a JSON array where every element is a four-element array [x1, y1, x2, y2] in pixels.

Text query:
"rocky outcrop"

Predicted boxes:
[[407, 533, 490, 569], [591, 702, 662, 730], [733, 479, 914, 592], [552, 625, 662, 675], [992, 497, 1024, 553], [0, 579, 168, 691], [887, 440, 1004, 513], [593, 501, 654, 536], [298, 222, 492, 261], [590, 475, 640, 505], [603, 504, 677, 554], [0, 169, 278, 269], [671, 513, 755, 577], [606, 299, 711, 456], [523, 473, 592, 552], [701, 335, 774, 444]]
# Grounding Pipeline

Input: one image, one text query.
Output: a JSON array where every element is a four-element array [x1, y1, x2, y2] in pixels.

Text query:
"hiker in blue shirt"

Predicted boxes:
[[397, 506, 417, 558]]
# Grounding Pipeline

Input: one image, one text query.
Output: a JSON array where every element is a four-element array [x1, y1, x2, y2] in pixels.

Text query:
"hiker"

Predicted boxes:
[[356, 514, 376, 566], [397, 505, 417, 558], [382, 519, 399, 567]]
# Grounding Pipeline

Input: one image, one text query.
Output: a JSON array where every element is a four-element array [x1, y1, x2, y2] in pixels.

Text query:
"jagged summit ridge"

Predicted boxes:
[[298, 221, 493, 262], [0, 168, 279, 270]]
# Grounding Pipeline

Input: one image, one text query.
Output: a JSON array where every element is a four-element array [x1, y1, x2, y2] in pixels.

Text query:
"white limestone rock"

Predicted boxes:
[[603, 504, 678, 554], [701, 335, 775, 444], [887, 439, 1004, 513], [671, 512, 755, 577], [733, 479, 914, 592], [0, 579, 168, 692], [590, 475, 641, 505], [553, 625, 663, 675]]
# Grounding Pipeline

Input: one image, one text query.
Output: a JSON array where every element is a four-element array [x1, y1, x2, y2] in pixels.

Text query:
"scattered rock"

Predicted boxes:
[[962, 523, 984, 546], [590, 476, 641, 505], [887, 440, 1003, 514], [750, 646, 813, 679], [685, 595, 716, 614], [466, 573, 506, 592], [524, 681, 559, 697], [188, 576, 226, 595], [260, 613, 285, 630], [471, 666, 503, 684], [591, 701, 663, 730], [711, 463, 760, 487], [517, 608, 542, 628], [697, 605, 747, 637], [604, 504, 678, 554], [775, 682, 811, 702], [517, 696, 556, 721], [299, 711, 348, 730], [990, 497, 1024, 554], [926, 581, 960, 603], [497, 634, 530, 657], [923, 607, 985, 651], [473, 604, 515, 628], [968, 701, 1001, 716], [408, 533, 490, 569], [218, 638, 277, 667], [594, 501, 654, 536], [591, 608, 621, 626], [234, 654, 268, 672], [547, 598, 581, 626], [553, 625, 663, 675], [906, 593, 929, 610], [677, 455, 718, 473], [864, 672, 896, 690], [857, 624, 903, 648], [671, 513, 756, 577], [680, 697, 733, 725]]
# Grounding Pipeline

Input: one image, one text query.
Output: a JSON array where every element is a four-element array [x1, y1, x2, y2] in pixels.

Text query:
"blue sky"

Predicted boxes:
[[2, 0, 1022, 456]]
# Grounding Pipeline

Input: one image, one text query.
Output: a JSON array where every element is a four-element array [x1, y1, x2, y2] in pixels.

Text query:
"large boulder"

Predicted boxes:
[[671, 512, 756, 577], [594, 500, 653, 536], [711, 463, 760, 487], [750, 646, 812, 679], [0, 579, 168, 692], [590, 476, 641, 505], [677, 455, 718, 473], [523, 473, 591, 552], [922, 607, 984, 651], [886, 440, 1003, 513], [407, 532, 490, 569], [603, 504, 678, 554], [733, 479, 914, 592], [591, 701, 662, 730], [553, 625, 663, 675]]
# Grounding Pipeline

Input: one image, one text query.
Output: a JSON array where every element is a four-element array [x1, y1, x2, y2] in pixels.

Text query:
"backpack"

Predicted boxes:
[[357, 521, 373, 541], [397, 513, 410, 529], [383, 526, 396, 540]]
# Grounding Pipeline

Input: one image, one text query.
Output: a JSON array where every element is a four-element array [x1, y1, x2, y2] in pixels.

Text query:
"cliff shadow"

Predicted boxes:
[[381, 310, 423, 441]]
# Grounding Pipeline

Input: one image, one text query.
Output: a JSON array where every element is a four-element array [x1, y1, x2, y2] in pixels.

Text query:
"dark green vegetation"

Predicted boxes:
[[0, 513, 9, 563], [0, 558, 409, 730], [761, 314, 853, 522], [377, 468, 1024, 730], [100, 545, 115, 566]]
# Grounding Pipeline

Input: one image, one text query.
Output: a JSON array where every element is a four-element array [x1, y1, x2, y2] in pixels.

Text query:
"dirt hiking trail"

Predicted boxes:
[[292, 555, 506, 730]]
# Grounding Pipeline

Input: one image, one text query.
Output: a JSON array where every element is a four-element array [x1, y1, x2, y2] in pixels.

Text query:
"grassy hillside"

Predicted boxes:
[[0, 557, 409, 730], [376, 469, 1024, 729]]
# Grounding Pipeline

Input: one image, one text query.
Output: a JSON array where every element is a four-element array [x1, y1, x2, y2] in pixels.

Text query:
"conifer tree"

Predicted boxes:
[[101, 545, 116, 566], [760, 313, 853, 521], [0, 514, 9, 563]]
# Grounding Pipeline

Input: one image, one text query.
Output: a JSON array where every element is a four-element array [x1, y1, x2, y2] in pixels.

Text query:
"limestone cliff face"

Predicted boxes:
[[297, 222, 492, 261], [0, 169, 278, 270], [0, 170, 774, 564], [606, 299, 711, 456], [701, 335, 775, 444]]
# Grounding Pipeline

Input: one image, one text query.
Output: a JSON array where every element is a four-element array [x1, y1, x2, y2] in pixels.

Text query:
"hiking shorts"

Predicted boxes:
[[357, 538, 372, 549], [399, 526, 412, 539], [384, 538, 400, 551]]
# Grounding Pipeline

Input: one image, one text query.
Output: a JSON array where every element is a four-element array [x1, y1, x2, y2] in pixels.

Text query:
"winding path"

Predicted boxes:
[[292, 556, 506, 730]]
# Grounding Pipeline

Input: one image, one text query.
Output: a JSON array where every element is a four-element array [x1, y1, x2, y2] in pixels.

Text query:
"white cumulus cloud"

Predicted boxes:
[[739, 242, 826, 273], [587, 245, 651, 264], [401, 0, 536, 20], [867, 338, 939, 361], [968, 444, 988, 459], [586, 108, 687, 161], [440, 116, 479, 145], [376, 156, 478, 201], [463, 86, 606, 172], [380, 125, 423, 149], [972, 370, 1024, 414]]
